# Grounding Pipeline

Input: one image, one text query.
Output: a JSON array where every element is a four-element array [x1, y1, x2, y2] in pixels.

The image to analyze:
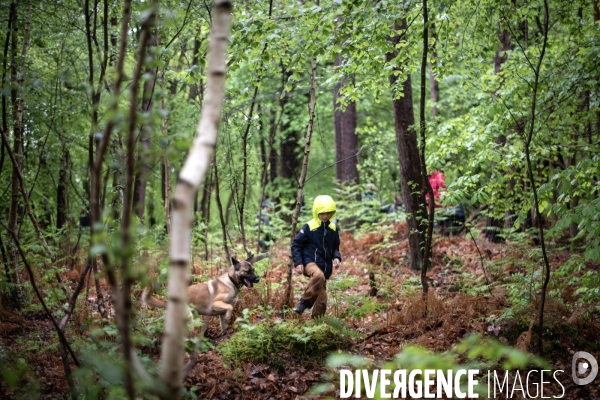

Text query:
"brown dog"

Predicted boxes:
[[142, 255, 260, 337]]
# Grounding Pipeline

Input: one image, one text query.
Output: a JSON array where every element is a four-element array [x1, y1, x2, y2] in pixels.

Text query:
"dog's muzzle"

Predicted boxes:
[[243, 276, 260, 289]]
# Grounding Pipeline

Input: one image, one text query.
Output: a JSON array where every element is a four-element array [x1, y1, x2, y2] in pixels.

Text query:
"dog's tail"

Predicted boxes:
[[141, 284, 167, 309]]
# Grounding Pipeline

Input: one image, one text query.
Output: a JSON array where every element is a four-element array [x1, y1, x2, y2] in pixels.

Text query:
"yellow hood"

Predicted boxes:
[[307, 195, 337, 230]]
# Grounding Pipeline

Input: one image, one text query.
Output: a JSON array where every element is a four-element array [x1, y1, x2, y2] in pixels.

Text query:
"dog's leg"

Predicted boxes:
[[183, 315, 210, 379], [199, 315, 211, 338], [212, 300, 234, 333]]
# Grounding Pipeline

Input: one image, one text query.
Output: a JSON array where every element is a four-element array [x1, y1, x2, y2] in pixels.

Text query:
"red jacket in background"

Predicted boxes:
[[427, 170, 446, 208]]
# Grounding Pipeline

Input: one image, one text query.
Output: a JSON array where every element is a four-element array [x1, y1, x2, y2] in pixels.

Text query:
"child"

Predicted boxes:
[[291, 195, 342, 318]]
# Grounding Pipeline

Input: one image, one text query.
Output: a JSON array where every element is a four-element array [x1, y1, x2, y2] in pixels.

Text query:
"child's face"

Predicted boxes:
[[318, 212, 333, 222]]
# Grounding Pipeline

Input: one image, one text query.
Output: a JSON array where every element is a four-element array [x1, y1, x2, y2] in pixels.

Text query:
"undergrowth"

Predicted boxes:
[[218, 312, 352, 367]]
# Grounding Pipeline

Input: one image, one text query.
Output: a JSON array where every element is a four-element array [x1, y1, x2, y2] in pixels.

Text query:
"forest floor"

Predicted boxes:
[[1, 222, 599, 399]]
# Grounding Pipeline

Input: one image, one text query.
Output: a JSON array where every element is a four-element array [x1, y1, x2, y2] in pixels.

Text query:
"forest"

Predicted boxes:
[[0, 0, 599, 398]]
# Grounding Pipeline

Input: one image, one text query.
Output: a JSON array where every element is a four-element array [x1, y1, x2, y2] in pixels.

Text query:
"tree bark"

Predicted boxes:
[[56, 148, 69, 230], [7, 1, 22, 288], [199, 167, 212, 260], [287, 56, 317, 306], [213, 159, 232, 265], [160, 1, 233, 396], [168, 40, 188, 95], [89, 0, 131, 280], [1, 2, 18, 308], [0, 2, 15, 180], [486, 27, 513, 241], [333, 55, 359, 184], [118, 5, 156, 397], [84, 0, 111, 323], [386, 20, 426, 272], [238, 1, 271, 254], [188, 30, 203, 101], [428, 23, 438, 118], [160, 72, 171, 236], [279, 69, 302, 221], [132, 24, 159, 222], [590, 0, 600, 144], [257, 105, 282, 254], [515, 0, 551, 355], [419, 0, 434, 298]]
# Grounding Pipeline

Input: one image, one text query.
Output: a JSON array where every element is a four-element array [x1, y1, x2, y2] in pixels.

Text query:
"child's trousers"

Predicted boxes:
[[301, 262, 327, 318]]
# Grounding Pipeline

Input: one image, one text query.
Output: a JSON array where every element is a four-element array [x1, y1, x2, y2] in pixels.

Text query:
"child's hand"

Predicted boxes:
[[294, 264, 304, 275], [333, 258, 341, 268]]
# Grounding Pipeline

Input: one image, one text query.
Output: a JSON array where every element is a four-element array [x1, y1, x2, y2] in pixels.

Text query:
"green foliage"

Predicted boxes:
[[315, 315, 362, 341], [218, 314, 351, 366], [313, 334, 548, 399], [553, 254, 600, 313], [334, 182, 405, 233], [341, 295, 383, 321], [0, 346, 40, 398], [497, 249, 600, 323]]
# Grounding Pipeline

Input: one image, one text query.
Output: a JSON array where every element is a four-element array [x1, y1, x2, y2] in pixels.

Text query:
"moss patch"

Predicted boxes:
[[217, 320, 351, 365]]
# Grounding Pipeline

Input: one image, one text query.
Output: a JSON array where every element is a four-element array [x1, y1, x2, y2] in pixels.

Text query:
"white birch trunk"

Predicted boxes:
[[159, 0, 233, 396]]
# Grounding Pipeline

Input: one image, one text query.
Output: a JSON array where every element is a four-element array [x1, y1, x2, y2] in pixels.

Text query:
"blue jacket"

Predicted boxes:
[[291, 195, 342, 279]]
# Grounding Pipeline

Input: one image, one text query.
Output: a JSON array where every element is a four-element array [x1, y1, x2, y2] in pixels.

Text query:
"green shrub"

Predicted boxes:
[[217, 319, 351, 365]]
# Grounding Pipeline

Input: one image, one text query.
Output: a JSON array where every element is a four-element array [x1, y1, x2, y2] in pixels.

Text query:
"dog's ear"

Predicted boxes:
[[231, 256, 240, 267], [245, 253, 255, 263]]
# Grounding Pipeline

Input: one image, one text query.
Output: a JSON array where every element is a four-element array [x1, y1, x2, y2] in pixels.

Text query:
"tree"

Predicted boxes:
[[132, 24, 159, 222], [159, 1, 234, 396], [386, 20, 427, 272], [334, 55, 359, 185]]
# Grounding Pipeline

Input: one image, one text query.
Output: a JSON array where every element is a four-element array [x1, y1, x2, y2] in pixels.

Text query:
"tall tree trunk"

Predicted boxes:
[[117, 6, 156, 397], [257, 105, 281, 254], [333, 55, 359, 185], [594, 1, 600, 146], [516, 0, 551, 355], [213, 159, 231, 265], [168, 40, 188, 95], [418, 0, 434, 298], [486, 28, 514, 241], [160, 2, 233, 396], [56, 148, 69, 230], [238, 14, 271, 254], [386, 20, 426, 272], [9, 2, 33, 293], [199, 168, 212, 260], [188, 30, 203, 101], [287, 56, 317, 307], [132, 25, 159, 222], [224, 188, 235, 227], [428, 23, 439, 118], [85, 0, 111, 323], [160, 71, 171, 236], [279, 69, 302, 222], [7, 1, 22, 287], [147, 180, 156, 227], [110, 140, 124, 221], [1, 2, 18, 308], [0, 2, 15, 180], [269, 133, 278, 184]]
